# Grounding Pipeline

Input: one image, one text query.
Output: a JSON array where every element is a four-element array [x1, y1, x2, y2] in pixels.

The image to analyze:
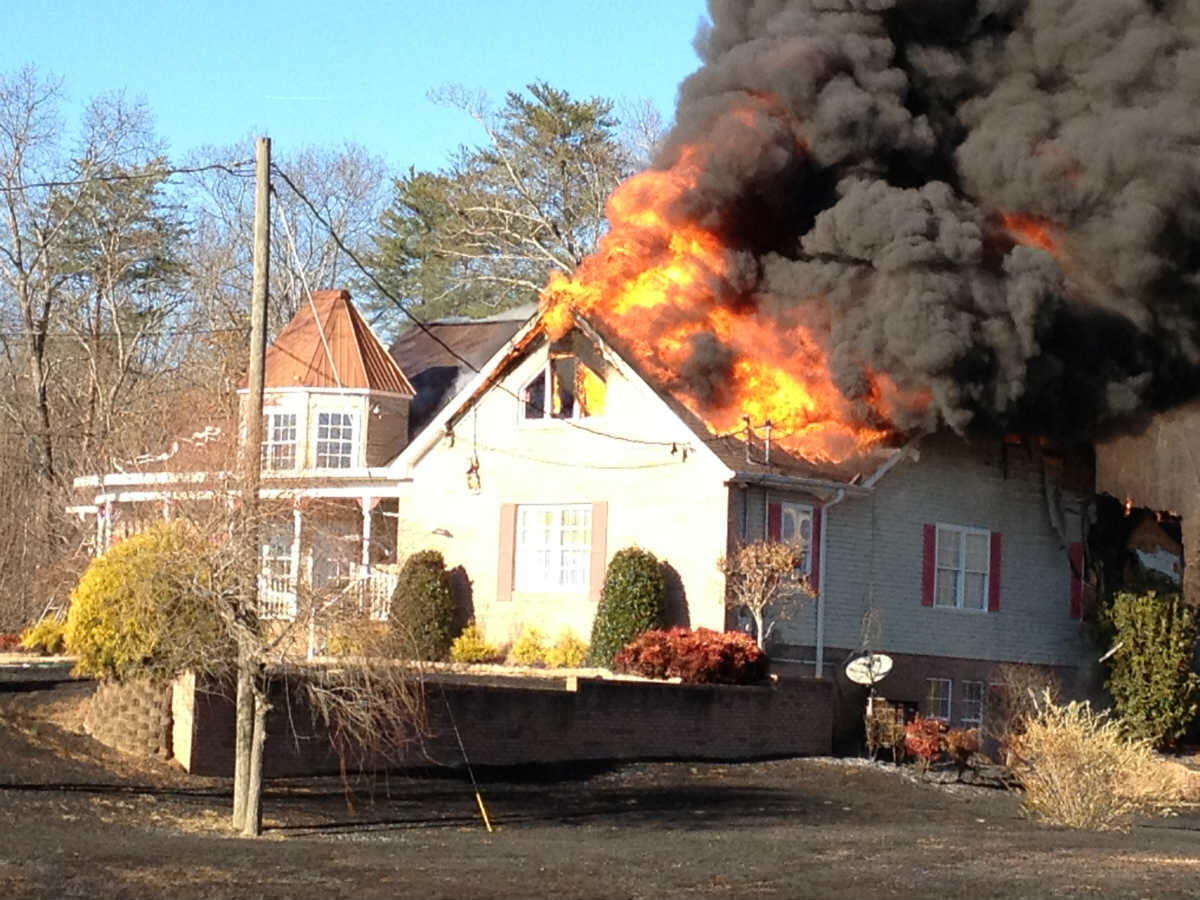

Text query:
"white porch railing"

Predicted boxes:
[[258, 574, 298, 620], [257, 568, 399, 623], [341, 569, 400, 621]]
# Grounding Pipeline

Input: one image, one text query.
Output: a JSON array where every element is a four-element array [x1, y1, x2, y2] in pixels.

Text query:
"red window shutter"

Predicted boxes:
[[767, 502, 782, 541], [1068, 542, 1083, 619], [589, 502, 608, 604], [497, 504, 516, 603], [921, 523, 936, 606], [988, 532, 1003, 612], [808, 508, 822, 593]]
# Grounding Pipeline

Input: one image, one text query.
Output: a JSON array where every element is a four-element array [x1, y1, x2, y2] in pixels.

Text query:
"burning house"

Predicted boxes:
[[70, 1, 1200, 726]]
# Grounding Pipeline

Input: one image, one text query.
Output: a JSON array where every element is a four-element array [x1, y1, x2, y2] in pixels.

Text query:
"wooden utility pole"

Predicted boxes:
[[233, 136, 270, 835]]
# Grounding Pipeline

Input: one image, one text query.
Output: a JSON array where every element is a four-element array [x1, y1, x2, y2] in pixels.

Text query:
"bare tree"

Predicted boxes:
[[181, 141, 390, 337], [719, 540, 809, 650], [0, 69, 189, 626]]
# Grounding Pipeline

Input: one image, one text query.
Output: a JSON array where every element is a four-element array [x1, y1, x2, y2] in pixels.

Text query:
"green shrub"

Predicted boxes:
[[450, 620, 503, 664], [588, 546, 665, 667], [64, 521, 232, 681], [509, 626, 548, 667], [389, 550, 455, 661], [326, 622, 388, 657], [545, 631, 589, 668], [1105, 588, 1200, 749], [20, 618, 66, 655]]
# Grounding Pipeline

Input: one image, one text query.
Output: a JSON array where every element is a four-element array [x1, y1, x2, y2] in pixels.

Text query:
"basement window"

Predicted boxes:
[[961, 680, 984, 726], [522, 355, 605, 421], [926, 678, 952, 722]]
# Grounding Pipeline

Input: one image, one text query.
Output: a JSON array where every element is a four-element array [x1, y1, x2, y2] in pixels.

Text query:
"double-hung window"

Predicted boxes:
[[961, 680, 985, 726], [935, 524, 990, 610], [261, 412, 297, 470], [515, 504, 592, 592], [926, 678, 952, 721], [315, 412, 356, 468], [779, 502, 814, 577]]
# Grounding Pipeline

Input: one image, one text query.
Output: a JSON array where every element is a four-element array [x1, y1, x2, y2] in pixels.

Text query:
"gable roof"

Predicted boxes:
[[393, 307, 908, 490], [388, 305, 534, 434], [262, 289, 414, 395]]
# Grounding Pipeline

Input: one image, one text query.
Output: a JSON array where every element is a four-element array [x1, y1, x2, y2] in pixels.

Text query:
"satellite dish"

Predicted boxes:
[[844, 653, 893, 686]]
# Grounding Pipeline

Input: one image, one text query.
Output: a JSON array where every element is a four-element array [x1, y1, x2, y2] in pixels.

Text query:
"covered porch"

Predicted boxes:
[[256, 488, 401, 627]]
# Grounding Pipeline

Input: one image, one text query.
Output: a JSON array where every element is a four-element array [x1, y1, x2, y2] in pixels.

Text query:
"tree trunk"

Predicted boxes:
[[231, 649, 254, 830], [241, 676, 270, 838]]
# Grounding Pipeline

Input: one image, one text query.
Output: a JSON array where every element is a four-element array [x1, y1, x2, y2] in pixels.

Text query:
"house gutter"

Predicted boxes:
[[728, 471, 872, 497]]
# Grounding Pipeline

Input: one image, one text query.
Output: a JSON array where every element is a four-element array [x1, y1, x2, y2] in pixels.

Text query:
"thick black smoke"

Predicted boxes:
[[656, 0, 1200, 438]]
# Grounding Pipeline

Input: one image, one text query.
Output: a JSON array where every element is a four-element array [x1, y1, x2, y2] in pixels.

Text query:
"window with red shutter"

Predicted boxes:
[[926, 523, 996, 611]]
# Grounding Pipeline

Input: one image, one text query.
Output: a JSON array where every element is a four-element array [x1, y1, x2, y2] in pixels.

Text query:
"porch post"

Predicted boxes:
[[103, 499, 114, 551], [360, 495, 372, 574], [95, 504, 105, 555], [290, 504, 303, 615]]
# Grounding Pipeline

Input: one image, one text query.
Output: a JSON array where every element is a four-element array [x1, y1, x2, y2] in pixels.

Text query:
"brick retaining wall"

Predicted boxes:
[[85, 677, 173, 758], [174, 672, 833, 776]]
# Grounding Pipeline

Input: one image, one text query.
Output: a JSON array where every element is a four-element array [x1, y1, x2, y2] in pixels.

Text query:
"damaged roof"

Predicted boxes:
[[572, 316, 907, 487], [389, 305, 534, 434]]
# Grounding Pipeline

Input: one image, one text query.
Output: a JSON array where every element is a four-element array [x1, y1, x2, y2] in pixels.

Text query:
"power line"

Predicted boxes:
[[269, 163, 693, 451], [0, 326, 244, 339], [0, 161, 256, 194]]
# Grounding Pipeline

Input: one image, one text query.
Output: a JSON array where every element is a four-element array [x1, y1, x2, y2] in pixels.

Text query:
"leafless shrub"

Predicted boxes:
[[984, 663, 1062, 762], [1010, 689, 1183, 831]]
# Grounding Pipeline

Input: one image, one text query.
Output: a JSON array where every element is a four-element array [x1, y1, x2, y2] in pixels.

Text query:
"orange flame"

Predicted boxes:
[[1002, 213, 1060, 256], [541, 137, 919, 463]]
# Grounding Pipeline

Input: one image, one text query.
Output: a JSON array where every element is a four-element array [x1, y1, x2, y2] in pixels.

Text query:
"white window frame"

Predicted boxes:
[[926, 678, 952, 722], [514, 503, 592, 593], [261, 412, 298, 471], [777, 501, 814, 577], [961, 680, 985, 726], [315, 411, 357, 469], [934, 523, 991, 611]]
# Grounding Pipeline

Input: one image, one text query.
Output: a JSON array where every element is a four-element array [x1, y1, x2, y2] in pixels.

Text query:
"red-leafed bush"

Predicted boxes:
[[904, 715, 945, 770], [944, 727, 981, 780], [612, 627, 769, 685], [0, 632, 21, 652]]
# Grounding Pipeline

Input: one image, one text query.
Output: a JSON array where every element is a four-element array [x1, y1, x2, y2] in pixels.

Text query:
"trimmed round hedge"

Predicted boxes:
[[588, 546, 665, 667], [389, 549, 456, 661]]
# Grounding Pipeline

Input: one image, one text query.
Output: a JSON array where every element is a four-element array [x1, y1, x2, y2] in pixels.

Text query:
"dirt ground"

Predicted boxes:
[[3, 684, 1200, 899]]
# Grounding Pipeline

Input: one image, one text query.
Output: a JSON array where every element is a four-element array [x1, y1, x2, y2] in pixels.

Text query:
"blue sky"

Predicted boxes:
[[5, 0, 710, 171]]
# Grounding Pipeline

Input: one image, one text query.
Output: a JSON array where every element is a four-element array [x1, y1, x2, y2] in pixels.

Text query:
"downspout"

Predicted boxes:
[[815, 488, 846, 679]]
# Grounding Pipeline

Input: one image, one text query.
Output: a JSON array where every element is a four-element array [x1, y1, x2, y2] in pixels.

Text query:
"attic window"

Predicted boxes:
[[522, 355, 605, 420]]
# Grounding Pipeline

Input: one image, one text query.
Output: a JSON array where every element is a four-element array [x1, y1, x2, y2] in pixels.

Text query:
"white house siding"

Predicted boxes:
[[773, 433, 1088, 668], [395, 336, 732, 647]]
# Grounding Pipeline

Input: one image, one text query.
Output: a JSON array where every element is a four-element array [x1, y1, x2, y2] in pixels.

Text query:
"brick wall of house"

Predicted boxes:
[[174, 673, 833, 777]]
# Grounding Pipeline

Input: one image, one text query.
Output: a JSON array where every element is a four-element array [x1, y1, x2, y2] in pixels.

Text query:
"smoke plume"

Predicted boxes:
[[651, 0, 1200, 439]]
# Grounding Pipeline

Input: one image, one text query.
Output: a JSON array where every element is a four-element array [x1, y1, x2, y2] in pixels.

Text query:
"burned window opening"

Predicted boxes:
[[522, 354, 606, 420]]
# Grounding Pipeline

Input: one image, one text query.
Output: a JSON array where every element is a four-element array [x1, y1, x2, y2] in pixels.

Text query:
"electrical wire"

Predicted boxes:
[[0, 161, 255, 194], [269, 163, 718, 452]]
